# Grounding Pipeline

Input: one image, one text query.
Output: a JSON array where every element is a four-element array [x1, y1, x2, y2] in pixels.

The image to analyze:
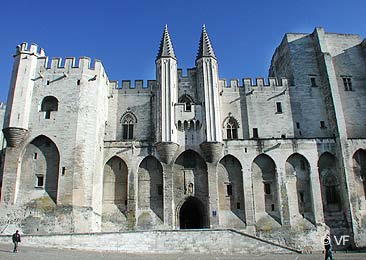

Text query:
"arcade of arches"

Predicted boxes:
[[98, 149, 363, 234], [14, 136, 366, 241]]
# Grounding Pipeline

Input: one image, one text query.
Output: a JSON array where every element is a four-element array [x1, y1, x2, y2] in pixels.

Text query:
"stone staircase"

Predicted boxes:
[[0, 229, 301, 255], [324, 211, 352, 250]]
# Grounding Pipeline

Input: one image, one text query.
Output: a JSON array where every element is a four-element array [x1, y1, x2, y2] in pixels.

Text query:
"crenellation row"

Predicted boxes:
[[37, 56, 104, 71], [110, 79, 157, 90], [16, 42, 45, 56], [220, 77, 288, 90]]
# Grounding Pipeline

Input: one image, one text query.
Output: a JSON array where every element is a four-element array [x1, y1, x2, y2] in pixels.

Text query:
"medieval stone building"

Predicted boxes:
[[1, 26, 366, 250]]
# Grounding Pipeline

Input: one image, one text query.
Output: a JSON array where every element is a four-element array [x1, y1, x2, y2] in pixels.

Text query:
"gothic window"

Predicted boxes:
[[121, 112, 137, 140], [178, 94, 194, 112], [226, 117, 239, 139], [41, 96, 58, 119], [342, 76, 352, 91]]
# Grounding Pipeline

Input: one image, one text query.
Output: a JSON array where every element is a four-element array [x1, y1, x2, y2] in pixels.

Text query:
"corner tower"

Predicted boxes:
[[155, 25, 179, 163], [196, 25, 223, 162], [3, 43, 45, 147]]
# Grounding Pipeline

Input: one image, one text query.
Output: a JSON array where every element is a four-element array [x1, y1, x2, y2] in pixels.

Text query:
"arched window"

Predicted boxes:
[[178, 94, 194, 112], [41, 96, 58, 119], [226, 117, 239, 139], [121, 112, 137, 140]]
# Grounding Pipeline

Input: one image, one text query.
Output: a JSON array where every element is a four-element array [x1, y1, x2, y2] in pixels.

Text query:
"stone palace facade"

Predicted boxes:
[[1, 26, 366, 250]]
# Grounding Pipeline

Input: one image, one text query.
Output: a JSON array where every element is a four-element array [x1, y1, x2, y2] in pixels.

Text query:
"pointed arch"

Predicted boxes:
[[178, 196, 206, 229], [252, 154, 280, 221], [218, 155, 245, 226], [178, 94, 194, 112], [120, 111, 137, 140], [352, 149, 366, 199], [223, 116, 239, 140], [137, 156, 164, 221], [18, 135, 60, 203], [102, 156, 128, 216], [318, 152, 341, 211], [173, 150, 209, 228], [286, 153, 314, 222]]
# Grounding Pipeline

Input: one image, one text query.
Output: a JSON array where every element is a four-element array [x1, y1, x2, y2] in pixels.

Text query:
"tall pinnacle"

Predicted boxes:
[[156, 25, 176, 60], [196, 25, 217, 61]]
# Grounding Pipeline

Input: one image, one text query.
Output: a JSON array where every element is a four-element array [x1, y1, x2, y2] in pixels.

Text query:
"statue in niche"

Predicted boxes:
[[183, 169, 194, 195]]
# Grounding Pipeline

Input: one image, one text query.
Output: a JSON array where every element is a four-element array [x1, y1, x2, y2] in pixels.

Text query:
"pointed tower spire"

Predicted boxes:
[[156, 25, 176, 60], [196, 24, 217, 61]]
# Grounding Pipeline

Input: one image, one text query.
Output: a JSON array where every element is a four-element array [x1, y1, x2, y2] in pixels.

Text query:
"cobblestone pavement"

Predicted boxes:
[[0, 244, 365, 260]]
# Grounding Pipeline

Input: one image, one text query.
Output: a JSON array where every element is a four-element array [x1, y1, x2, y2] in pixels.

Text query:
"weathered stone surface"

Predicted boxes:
[[0, 27, 366, 252]]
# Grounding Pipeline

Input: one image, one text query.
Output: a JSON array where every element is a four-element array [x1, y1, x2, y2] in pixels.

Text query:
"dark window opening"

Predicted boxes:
[[271, 204, 275, 211], [296, 122, 300, 129], [41, 96, 58, 120], [320, 121, 326, 128], [264, 183, 271, 195], [253, 128, 258, 138], [310, 77, 316, 87], [244, 148, 247, 153], [36, 175, 44, 187], [276, 102, 283, 113], [281, 134, 286, 139], [342, 76, 352, 91], [34, 153, 37, 160], [185, 103, 191, 112], [237, 202, 241, 209], [62, 167, 66, 176], [227, 184, 233, 196], [124, 199, 128, 206], [45, 111, 51, 119], [46, 80, 50, 85], [77, 79, 81, 85]]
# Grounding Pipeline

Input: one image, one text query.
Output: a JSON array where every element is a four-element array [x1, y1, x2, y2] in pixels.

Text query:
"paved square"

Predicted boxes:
[[0, 244, 365, 260]]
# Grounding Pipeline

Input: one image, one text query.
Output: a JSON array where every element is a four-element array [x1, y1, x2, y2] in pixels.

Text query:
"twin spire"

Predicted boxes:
[[156, 24, 216, 61]]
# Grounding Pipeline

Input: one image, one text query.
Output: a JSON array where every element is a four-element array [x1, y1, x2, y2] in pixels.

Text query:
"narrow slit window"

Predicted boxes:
[[253, 128, 258, 138], [310, 77, 316, 87], [276, 102, 282, 113], [227, 184, 233, 196]]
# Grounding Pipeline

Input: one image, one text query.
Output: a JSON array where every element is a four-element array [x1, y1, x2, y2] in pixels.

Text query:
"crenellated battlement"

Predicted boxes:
[[16, 42, 45, 57], [110, 79, 156, 93], [219, 77, 288, 92], [36, 56, 105, 71]]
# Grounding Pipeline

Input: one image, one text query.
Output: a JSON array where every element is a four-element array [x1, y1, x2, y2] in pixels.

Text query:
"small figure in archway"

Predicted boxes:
[[12, 230, 21, 253], [188, 183, 193, 194], [324, 233, 333, 260]]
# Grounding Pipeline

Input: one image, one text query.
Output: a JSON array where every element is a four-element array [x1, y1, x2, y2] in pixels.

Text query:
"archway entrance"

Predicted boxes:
[[179, 197, 204, 229]]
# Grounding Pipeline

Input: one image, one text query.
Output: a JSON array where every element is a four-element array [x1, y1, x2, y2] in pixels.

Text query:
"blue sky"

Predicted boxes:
[[1, 0, 365, 102]]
